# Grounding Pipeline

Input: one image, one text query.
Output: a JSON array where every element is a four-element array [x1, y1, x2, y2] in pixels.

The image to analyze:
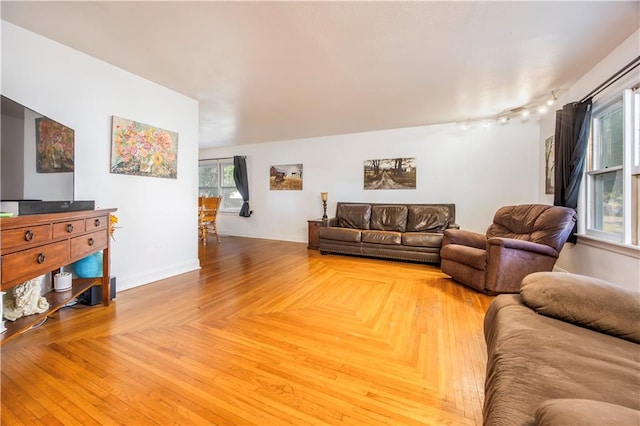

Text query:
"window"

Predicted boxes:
[[198, 159, 243, 212], [585, 84, 640, 246]]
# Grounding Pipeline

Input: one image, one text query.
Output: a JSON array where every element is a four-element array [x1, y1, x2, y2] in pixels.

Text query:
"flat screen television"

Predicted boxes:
[[1, 95, 93, 215]]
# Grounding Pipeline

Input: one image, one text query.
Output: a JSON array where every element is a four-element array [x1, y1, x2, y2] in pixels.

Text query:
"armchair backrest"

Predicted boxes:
[[486, 204, 577, 252]]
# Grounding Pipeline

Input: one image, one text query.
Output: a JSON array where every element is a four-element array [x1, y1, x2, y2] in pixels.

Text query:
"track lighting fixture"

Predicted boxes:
[[456, 89, 561, 130]]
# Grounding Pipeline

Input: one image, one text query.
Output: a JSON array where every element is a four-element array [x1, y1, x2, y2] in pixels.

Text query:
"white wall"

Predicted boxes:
[[538, 29, 640, 292], [2, 21, 201, 292], [201, 120, 541, 242]]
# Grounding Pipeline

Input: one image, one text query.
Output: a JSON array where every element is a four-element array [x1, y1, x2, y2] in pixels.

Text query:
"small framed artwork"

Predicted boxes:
[[545, 136, 555, 194], [270, 164, 303, 190], [110, 116, 178, 179], [35, 117, 74, 173], [364, 157, 416, 190]]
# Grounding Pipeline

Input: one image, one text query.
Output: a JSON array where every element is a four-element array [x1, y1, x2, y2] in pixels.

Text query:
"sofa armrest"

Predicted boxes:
[[521, 272, 640, 343], [535, 399, 640, 426], [488, 237, 559, 258], [442, 228, 485, 249], [447, 222, 460, 230]]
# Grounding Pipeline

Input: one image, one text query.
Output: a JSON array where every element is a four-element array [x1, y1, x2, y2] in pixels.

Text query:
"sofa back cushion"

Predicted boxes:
[[370, 205, 408, 232], [406, 205, 451, 232], [521, 271, 640, 344], [487, 204, 577, 251], [337, 204, 372, 229]]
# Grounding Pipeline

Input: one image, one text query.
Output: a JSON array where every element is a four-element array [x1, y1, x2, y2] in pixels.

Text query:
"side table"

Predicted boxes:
[[307, 219, 325, 250]]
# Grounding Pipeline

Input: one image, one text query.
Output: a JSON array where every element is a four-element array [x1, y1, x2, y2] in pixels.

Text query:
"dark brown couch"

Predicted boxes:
[[318, 202, 457, 263], [484, 272, 640, 426]]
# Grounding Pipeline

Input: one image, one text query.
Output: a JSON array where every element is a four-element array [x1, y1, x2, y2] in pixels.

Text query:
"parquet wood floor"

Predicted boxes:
[[1, 236, 494, 425]]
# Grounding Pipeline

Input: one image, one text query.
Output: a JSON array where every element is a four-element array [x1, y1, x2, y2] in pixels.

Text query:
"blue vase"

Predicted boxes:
[[74, 252, 103, 278]]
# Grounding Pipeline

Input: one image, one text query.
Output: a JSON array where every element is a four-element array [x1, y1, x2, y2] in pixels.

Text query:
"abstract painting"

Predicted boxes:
[[35, 117, 74, 173], [269, 164, 303, 190], [110, 116, 178, 179], [364, 158, 416, 190]]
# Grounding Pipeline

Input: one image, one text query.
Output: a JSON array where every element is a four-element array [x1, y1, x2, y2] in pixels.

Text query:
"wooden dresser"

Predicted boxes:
[[0, 208, 116, 345]]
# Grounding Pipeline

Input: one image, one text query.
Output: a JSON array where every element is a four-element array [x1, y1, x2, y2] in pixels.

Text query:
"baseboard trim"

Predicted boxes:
[[116, 259, 201, 292]]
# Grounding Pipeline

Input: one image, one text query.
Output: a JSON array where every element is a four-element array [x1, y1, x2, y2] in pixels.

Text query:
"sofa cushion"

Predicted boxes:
[[535, 399, 640, 426], [337, 204, 372, 230], [521, 272, 640, 344], [370, 205, 408, 232], [406, 205, 450, 232], [318, 227, 362, 243], [361, 230, 402, 245], [483, 294, 640, 426], [402, 232, 443, 248]]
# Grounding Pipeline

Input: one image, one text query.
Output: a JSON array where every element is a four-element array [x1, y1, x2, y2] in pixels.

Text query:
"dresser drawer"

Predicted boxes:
[[53, 219, 86, 238], [86, 215, 109, 232], [1, 240, 69, 287], [71, 230, 108, 260], [1, 224, 52, 250]]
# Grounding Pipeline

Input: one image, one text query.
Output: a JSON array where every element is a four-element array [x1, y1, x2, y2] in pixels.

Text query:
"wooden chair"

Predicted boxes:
[[198, 196, 222, 244]]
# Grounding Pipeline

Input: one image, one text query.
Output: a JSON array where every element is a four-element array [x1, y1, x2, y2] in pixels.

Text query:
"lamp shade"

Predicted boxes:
[[321, 192, 328, 202]]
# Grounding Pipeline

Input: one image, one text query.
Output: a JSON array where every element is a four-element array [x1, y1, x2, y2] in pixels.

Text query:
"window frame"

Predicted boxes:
[[198, 159, 241, 213], [586, 97, 624, 242], [583, 81, 640, 247]]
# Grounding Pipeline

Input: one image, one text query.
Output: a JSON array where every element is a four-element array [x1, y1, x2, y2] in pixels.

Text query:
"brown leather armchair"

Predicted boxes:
[[440, 204, 577, 294]]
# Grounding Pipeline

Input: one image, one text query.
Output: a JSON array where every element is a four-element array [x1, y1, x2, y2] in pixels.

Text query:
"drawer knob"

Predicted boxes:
[[24, 230, 34, 241], [67, 224, 74, 233], [37, 253, 46, 264], [94, 219, 101, 227], [88, 238, 95, 246]]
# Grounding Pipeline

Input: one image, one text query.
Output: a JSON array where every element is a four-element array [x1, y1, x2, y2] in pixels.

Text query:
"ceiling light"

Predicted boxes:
[[495, 89, 560, 125]]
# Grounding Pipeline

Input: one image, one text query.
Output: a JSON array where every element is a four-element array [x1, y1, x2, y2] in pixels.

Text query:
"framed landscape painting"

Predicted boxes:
[[110, 116, 178, 179], [269, 164, 303, 190], [364, 158, 416, 190], [545, 136, 555, 194]]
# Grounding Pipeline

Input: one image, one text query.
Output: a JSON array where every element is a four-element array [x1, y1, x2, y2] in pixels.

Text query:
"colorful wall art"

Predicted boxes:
[[110, 116, 178, 179], [35, 117, 74, 173]]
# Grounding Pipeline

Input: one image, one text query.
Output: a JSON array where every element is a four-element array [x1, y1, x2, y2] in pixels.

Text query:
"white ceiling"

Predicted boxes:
[[2, 1, 638, 148]]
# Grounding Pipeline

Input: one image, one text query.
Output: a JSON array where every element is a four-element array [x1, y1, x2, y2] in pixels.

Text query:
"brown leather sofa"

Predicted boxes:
[[440, 204, 577, 294], [318, 202, 457, 263], [484, 272, 640, 425]]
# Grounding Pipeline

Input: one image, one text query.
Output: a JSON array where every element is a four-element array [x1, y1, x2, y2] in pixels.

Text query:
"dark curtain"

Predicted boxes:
[[233, 155, 252, 217], [553, 98, 592, 243]]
